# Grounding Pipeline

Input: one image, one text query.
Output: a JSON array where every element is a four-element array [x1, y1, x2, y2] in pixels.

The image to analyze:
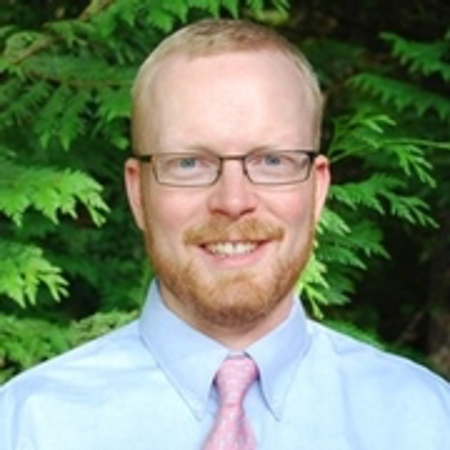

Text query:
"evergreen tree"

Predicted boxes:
[[1, 0, 448, 380]]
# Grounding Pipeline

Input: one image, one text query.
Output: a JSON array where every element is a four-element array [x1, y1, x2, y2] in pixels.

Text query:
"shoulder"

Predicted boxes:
[[286, 320, 450, 448], [307, 319, 450, 408], [0, 320, 152, 408], [0, 321, 140, 446]]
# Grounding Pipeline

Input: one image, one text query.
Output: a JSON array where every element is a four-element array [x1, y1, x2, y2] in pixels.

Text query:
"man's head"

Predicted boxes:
[[125, 19, 330, 346], [131, 19, 324, 154]]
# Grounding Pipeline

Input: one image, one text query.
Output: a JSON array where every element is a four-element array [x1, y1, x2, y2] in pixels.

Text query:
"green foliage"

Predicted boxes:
[[70, 309, 139, 346], [0, 241, 67, 307], [1, 0, 448, 381], [325, 319, 384, 349], [299, 111, 439, 315], [0, 154, 108, 306], [0, 309, 138, 382], [349, 31, 450, 126], [0, 157, 107, 227], [0, 0, 290, 380], [350, 73, 450, 121], [0, 0, 287, 308], [0, 313, 72, 383], [381, 32, 450, 82], [299, 30, 450, 316]]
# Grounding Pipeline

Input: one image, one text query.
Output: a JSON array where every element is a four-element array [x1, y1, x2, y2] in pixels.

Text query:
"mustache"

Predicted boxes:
[[184, 217, 284, 244]]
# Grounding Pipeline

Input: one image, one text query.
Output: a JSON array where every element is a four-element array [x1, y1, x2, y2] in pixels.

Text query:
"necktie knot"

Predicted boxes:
[[215, 356, 258, 407], [203, 355, 258, 449]]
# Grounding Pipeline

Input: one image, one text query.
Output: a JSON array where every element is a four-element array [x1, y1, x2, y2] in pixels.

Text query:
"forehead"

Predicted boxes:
[[145, 49, 311, 105], [134, 50, 317, 152]]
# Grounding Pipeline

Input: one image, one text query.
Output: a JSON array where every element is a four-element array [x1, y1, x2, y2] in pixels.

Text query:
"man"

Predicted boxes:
[[0, 19, 449, 450]]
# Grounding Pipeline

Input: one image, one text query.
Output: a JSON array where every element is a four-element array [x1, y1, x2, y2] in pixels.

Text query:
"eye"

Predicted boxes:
[[262, 154, 283, 166], [251, 152, 292, 169], [167, 155, 212, 171], [177, 157, 198, 169], [161, 154, 217, 179]]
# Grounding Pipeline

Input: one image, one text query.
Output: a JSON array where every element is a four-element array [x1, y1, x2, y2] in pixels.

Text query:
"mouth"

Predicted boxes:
[[204, 241, 260, 257], [185, 218, 284, 263]]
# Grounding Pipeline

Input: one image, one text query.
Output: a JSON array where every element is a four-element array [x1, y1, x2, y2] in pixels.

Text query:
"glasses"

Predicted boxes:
[[134, 150, 318, 187]]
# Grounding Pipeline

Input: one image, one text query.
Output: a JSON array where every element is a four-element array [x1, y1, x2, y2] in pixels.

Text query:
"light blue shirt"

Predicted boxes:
[[1, 281, 449, 449]]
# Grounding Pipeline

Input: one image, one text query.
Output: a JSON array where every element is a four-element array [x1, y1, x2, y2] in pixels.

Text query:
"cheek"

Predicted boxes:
[[269, 188, 314, 226], [287, 209, 314, 243], [145, 192, 205, 242], [272, 192, 316, 248]]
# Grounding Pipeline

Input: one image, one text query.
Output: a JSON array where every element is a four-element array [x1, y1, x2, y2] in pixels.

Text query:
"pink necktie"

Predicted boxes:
[[203, 355, 258, 450]]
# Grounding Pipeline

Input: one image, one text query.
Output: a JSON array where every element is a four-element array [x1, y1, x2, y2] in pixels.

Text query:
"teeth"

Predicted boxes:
[[206, 242, 257, 256]]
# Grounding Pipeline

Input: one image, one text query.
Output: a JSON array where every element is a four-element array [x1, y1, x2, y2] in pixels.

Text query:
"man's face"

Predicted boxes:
[[126, 50, 329, 339]]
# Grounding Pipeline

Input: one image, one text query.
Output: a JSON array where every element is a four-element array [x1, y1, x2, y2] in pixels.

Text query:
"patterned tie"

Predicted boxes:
[[203, 355, 259, 450]]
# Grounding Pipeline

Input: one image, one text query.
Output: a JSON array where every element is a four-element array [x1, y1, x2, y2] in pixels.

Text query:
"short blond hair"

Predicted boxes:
[[132, 19, 323, 153]]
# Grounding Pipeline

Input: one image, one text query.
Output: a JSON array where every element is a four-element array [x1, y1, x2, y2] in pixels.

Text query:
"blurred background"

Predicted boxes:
[[0, 0, 449, 382]]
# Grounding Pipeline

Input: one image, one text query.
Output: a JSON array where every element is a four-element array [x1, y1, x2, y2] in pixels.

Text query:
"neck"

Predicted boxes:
[[162, 288, 294, 350]]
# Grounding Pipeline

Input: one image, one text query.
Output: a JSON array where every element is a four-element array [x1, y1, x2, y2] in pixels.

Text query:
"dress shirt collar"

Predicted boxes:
[[139, 280, 311, 421], [246, 300, 311, 419]]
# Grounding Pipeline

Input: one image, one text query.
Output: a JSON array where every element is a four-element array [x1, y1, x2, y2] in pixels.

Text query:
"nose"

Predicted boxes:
[[207, 160, 257, 219]]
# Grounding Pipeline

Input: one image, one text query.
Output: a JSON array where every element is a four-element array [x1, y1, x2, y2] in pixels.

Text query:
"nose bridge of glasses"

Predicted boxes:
[[218, 154, 251, 180], [209, 153, 257, 216]]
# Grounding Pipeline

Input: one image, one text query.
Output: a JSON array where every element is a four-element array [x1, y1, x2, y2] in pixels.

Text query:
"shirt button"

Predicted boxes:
[[193, 401, 203, 415]]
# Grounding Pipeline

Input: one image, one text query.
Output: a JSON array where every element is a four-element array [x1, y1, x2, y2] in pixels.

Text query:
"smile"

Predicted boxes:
[[205, 242, 258, 257]]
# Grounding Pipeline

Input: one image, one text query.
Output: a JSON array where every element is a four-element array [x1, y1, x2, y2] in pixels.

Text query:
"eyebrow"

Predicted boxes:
[[161, 144, 305, 156]]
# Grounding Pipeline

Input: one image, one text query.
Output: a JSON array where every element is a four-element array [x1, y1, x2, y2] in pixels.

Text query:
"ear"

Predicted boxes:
[[124, 158, 145, 230], [312, 155, 330, 223]]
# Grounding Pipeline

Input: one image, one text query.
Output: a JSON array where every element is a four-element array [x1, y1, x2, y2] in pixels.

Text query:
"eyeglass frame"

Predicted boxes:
[[133, 149, 319, 187]]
